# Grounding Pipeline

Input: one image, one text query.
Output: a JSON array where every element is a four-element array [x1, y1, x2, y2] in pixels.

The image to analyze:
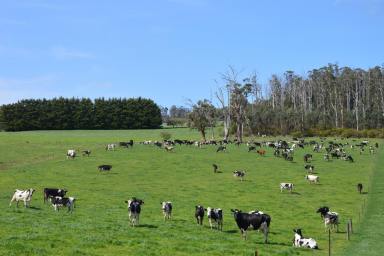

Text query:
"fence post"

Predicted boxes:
[[347, 221, 350, 241], [328, 229, 331, 256], [254, 249, 258, 256], [350, 218, 353, 234]]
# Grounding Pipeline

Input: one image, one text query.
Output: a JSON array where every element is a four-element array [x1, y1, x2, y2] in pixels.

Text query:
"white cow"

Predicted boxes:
[[106, 144, 116, 151], [305, 175, 319, 184], [9, 189, 35, 207], [67, 149, 76, 159]]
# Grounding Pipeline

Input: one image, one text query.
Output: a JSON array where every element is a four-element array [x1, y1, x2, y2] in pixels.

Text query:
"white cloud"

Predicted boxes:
[[51, 46, 94, 60]]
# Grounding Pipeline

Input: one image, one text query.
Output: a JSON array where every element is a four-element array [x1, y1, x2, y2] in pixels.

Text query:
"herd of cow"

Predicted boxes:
[[9, 137, 376, 250]]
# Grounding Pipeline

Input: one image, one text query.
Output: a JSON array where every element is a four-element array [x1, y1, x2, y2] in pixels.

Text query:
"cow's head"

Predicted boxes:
[[293, 228, 302, 236], [316, 207, 329, 216]]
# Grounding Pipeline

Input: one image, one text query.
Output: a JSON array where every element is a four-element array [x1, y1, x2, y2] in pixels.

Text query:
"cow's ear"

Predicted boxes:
[[230, 209, 235, 212], [204, 208, 207, 211]]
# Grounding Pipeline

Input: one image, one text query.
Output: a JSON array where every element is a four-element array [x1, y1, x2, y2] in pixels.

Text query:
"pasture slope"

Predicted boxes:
[[342, 147, 384, 256], [0, 129, 381, 256]]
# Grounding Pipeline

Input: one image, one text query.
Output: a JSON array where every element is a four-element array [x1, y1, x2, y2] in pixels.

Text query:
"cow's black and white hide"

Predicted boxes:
[[233, 170, 246, 181], [125, 198, 144, 227], [50, 196, 76, 213], [304, 164, 315, 174], [280, 183, 294, 193], [161, 201, 172, 221], [82, 150, 91, 156], [206, 207, 223, 230], [230, 209, 271, 242], [43, 188, 67, 203], [316, 207, 339, 231], [9, 188, 35, 207], [195, 205, 205, 225], [67, 149, 76, 159], [98, 164, 112, 172], [293, 228, 318, 249]]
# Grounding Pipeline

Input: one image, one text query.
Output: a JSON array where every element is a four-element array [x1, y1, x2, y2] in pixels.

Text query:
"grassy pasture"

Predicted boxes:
[[0, 129, 380, 255]]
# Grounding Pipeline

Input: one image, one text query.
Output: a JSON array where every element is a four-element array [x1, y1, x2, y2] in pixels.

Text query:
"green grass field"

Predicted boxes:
[[0, 129, 380, 255]]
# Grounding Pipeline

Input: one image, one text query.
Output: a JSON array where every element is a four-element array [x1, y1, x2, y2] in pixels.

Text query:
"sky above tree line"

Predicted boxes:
[[0, 0, 383, 108]]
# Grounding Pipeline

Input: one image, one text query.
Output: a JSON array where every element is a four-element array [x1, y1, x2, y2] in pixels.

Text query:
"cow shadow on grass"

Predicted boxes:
[[290, 191, 301, 195], [223, 229, 238, 234], [361, 192, 368, 195], [137, 224, 158, 229], [28, 206, 41, 210]]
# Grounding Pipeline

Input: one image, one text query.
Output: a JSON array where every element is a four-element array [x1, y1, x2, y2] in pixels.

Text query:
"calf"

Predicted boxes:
[[316, 207, 339, 232], [105, 144, 116, 151], [230, 209, 271, 242], [9, 188, 35, 207], [206, 207, 223, 230], [125, 198, 144, 227], [304, 165, 314, 174], [256, 149, 266, 156], [233, 170, 246, 181], [357, 183, 363, 194], [98, 164, 112, 172], [216, 146, 226, 152], [305, 175, 319, 184], [67, 149, 76, 159], [293, 228, 318, 249], [50, 196, 76, 213], [303, 154, 312, 163], [195, 205, 205, 225], [280, 183, 294, 193], [43, 188, 67, 203], [82, 150, 91, 156], [161, 201, 172, 221]]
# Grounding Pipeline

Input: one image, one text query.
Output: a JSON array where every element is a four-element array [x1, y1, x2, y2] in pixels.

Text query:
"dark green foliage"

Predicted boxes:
[[1, 97, 162, 131]]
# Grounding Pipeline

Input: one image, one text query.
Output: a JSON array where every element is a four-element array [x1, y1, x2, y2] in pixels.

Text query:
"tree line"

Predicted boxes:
[[188, 64, 384, 141], [0, 97, 162, 131]]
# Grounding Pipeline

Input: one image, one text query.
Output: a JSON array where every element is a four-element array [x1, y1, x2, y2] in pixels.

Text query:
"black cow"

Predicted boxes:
[[357, 183, 363, 194], [43, 188, 67, 203], [230, 209, 271, 242], [195, 205, 205, 225], [98, 165, 112, 171]]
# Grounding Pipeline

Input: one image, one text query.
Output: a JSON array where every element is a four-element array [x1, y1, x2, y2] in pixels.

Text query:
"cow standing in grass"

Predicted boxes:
[[195, 205, 205, 225], [206, 207, 223, 230], [10, 189, 35, 208], [161, 202, 172, 221], [230, 209, 271, 242]]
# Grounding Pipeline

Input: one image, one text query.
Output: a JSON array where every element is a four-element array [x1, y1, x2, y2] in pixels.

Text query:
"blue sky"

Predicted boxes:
[[0, 0, 383, 108]]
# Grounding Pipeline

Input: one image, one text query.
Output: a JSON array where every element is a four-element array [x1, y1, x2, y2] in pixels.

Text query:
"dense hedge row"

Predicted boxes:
[[291, 128, 384, 138], [1, 97, 162, 131]]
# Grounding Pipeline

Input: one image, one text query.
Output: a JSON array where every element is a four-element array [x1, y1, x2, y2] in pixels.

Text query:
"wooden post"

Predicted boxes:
[[350, 219, 353, 234], [347, 222, 350, 240], [254, 250, 258, 256], [328, 229, 331, 256]]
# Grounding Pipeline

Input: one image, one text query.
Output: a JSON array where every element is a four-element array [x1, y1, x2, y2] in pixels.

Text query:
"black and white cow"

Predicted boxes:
[[216, 146, 226, 152], [98, 164, 112, 172], [195, 205, 205, 225], [206, 207, 223, 230], [305, 175, 319, 184], [233, 170, 246, 181], [316, 207, 339, 232], [304, 164, 315, 174], [125, 198, 144, 226], [67, 149, 76, 159], [82, 150, 91, 156], [303, 154, 312, 163], [280, 183, 294, 193], [161, 201, 172, 221], [50, 196, 76, 213], [9, 188, 35, 207], [230, 209, 271, 242], [212, 164, 218, 173], [293, 228, 318, 249], [43, 188, 67, 203]]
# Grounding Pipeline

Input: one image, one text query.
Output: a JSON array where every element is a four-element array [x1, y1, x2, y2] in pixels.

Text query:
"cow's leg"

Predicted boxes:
[[9, 196, 15, 207], [209, 218, 213, 229]]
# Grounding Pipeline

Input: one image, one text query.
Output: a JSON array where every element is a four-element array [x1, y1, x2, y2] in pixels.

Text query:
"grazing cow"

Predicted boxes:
[[316, 207, 339, 232], [230, 209, 271, 242], [248, 146, 256, 152], [216, 146, 226, 152], [280, 183, 294, 193], [67, 149, 76, 159], [98, 164, 112, 172], [357, 183, 363, 194], [303, 154, 312, 163], [206, 207, 223, 230], [161, 201, 172, 221], [125, 198, 144, 227], [305, 175, 319, 184], [304, 165, 314, 174], [82, 150, 91, 156], [154, 141, 162, 148], [43, 188, 67, 203], [233, 170, 246, 181], [256, 149, 266, 156], [323, 154, 330, 161], [195, 205, 205, 225], [164, 145, 174, 152], [274, 149, 280, 157], [212, 164, 218, 173], [9, 189, 35, 207], [50, 196, 76, 213], [293, 228, 318, 249], [106, 144, 116, 151]]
